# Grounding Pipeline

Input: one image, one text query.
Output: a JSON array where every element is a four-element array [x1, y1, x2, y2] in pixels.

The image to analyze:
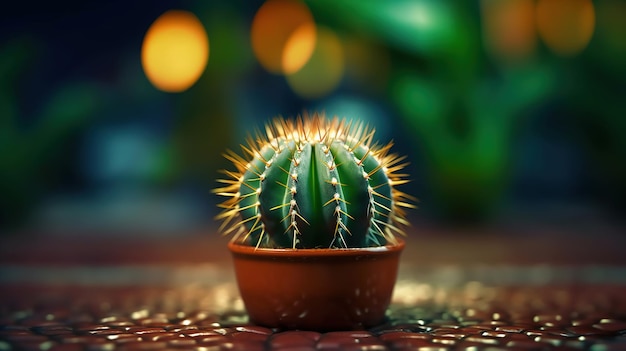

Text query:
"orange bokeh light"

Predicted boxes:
[[481, 0, 536, 62], [282, 22, 317, 75], [536, 0, 595, 56], [251, 0, 316, 74], [141, 10, 209, 93], [286, 27, 344, 99]]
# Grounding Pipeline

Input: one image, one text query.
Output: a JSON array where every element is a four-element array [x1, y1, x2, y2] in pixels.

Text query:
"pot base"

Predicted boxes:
[[228, 240, 404, 331]]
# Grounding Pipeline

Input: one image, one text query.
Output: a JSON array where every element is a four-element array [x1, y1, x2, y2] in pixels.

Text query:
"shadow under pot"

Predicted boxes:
[[228, 240, 404, 331]]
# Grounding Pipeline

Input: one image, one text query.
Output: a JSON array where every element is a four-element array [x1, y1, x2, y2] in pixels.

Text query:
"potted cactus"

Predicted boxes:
[[215, 114, 413, 330]]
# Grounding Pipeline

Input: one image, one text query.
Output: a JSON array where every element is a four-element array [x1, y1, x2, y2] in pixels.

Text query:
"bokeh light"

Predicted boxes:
[[251, 0, 316, 74], [480, 0, 536, 62], [536, 0, 595, 57], [141, 10, 209, 93], [286, 26, 344, 99], [282, 22, 317, 75]]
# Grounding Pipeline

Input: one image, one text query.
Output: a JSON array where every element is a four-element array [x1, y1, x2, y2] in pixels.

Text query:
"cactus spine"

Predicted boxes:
[[215, 114, 414, 249]]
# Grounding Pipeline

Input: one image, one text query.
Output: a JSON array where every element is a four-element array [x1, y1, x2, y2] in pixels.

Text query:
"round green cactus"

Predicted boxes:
[[215, 114, 414, 249]]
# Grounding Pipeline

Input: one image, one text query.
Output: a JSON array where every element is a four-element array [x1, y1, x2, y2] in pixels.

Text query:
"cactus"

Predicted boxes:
[[215, 114, 414, 249]]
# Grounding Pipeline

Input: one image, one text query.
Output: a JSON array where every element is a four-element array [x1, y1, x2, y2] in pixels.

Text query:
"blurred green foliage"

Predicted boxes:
[[0, 38, 103, 229], [1, 0, 625, 232], [309, 0, 625, 222], [391, 64, 555, 221]]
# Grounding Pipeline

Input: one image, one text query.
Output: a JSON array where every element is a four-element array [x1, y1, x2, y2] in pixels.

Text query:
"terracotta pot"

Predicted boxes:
[[228, 240, 404, 331]]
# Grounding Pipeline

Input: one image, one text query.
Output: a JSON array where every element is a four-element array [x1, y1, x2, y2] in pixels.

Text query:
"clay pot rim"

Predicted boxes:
[[228, 238, 405, 257]]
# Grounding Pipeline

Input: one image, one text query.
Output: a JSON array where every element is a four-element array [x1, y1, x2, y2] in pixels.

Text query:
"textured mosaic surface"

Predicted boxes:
[[2, 273, 626, 351]]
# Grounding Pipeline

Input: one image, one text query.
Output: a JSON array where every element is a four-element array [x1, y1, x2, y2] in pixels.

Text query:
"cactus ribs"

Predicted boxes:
[[215, 113, 414, 249]]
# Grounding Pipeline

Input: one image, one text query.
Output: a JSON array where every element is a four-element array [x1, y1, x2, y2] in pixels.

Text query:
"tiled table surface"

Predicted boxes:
[[2, 227, 626, 350]]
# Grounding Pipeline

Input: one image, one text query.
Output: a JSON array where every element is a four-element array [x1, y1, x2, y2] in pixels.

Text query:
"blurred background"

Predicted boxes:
[[1, 0, 625, 240]]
